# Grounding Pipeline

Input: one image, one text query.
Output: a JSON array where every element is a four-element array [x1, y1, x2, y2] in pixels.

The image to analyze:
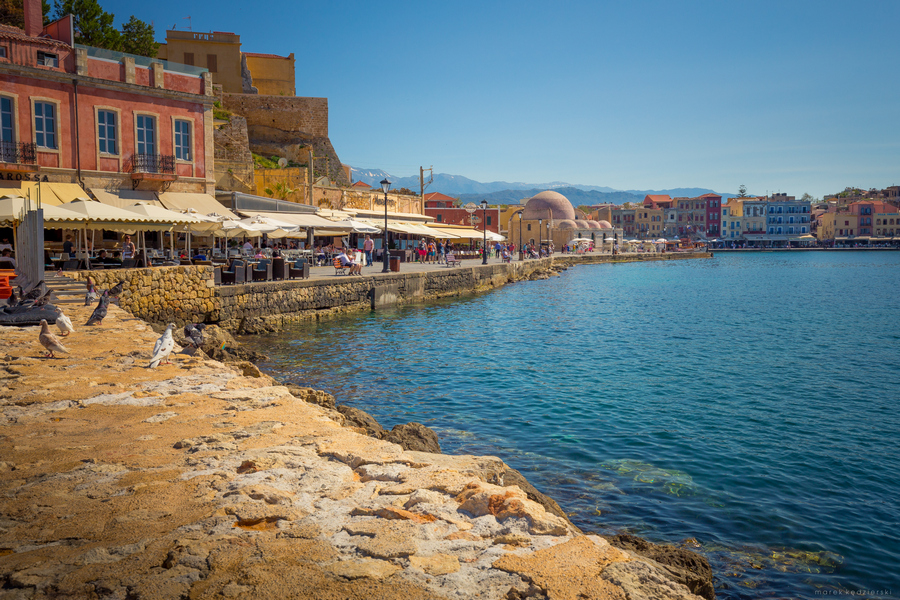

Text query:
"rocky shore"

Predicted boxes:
[[0, 304, 713, 599]]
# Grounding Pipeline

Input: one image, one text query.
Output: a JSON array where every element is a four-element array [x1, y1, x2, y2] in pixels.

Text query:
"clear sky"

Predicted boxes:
[[102, 0, 899, 198]]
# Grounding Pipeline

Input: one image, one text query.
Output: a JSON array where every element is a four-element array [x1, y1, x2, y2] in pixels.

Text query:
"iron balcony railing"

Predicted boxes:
[[129, 153, 176, 174], [0, 141, 37, 165]]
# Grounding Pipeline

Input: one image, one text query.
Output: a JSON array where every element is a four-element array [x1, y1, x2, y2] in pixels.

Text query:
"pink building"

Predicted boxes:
[[0, 0, 215, 197]]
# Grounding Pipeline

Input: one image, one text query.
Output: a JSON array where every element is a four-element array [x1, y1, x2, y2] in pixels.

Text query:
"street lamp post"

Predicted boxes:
[[517, 210, 524, 261], [380, 178, 391, 273], [480, 200, 488, 265]]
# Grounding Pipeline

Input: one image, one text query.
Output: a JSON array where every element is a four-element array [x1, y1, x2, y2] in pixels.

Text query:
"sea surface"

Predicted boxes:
[[242, 251, 900, 599]]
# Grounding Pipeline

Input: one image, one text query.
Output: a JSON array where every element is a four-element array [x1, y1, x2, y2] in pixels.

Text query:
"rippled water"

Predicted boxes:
[[242, 251, 900, 599]]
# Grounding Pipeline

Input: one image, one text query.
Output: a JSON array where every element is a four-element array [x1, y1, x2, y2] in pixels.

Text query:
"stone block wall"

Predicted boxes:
[[68, 266, 218, 325], [221, 94, 328, 138]]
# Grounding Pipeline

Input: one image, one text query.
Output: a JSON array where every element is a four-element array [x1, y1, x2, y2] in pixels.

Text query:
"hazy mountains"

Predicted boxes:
[[350, 167, 734, 206]]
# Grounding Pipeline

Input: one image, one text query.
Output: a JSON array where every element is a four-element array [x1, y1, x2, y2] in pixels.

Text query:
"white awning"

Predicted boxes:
[[91, 188, 163, 208], [238, 210, 343, 229], [157, 192, 239, 220]]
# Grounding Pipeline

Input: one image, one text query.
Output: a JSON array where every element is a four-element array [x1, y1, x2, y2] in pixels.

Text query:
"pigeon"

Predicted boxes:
[[6, 286, 18, 307], [84, 282, 100, 306], [22, 281, 45, 301], [149, 323, 176, 368], [85, 291, 109, 326], [108, 280, 125, 298], [55, 310, 75, 336], [39, 319, 69, 358], [34, 287, 53, 307], [183, 323, 206, 349]]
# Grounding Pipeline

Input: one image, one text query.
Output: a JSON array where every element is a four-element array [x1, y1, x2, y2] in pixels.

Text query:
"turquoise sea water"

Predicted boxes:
[[242, 251, 900, 599]]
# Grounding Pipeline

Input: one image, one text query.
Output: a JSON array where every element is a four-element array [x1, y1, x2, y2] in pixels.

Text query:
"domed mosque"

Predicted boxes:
[[509, 190, 620, 250]]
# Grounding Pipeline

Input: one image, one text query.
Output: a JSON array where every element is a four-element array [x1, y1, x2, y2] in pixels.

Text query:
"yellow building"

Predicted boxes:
[[158, 31, 296, 96], [158, 30, 243, 93], [635, 208, 664, 238], [244, 52, 296, 95]]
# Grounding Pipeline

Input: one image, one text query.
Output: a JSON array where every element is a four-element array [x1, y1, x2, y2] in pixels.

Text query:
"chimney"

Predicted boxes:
[[23, 0, 43, 37]]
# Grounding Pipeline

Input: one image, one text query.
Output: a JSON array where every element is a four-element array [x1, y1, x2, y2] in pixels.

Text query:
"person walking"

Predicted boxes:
[[363, 235, 374, 267], [438, 240, 446, 264]]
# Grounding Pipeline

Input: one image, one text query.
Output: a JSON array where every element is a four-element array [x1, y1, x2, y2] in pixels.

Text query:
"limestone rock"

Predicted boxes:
[[408, 553, 460, 575], [382, 422, 441, 454], [493, 536, 630, 600], [328, 558, 401, 580], [336, 405, 385, 438], [601, 561, 700, 600], [604, 533, 714, 600], [456, 481, 571, 536]]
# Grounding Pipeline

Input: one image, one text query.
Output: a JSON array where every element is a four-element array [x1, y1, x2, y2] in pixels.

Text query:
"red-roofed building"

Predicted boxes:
[[643, 194, 673, 209], [423, 193, 499, 232], [352, 180, 372, 189]]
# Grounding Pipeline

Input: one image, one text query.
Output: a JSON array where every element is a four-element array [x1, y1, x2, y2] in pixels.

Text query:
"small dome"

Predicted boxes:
[[556, 219, 577, 229], [597, 220, 613, 229], [573, 220, 592, 229], [585, 221, 602, 230], [523, 190, 576, 221]]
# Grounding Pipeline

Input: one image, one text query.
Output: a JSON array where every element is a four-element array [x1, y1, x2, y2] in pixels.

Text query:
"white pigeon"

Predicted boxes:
[[56, 311, 75, 336], [148, 323, 177, 368]]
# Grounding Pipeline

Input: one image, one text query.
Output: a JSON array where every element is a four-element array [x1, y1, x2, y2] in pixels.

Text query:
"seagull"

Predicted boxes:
[[39, 319, 69, 358], [183, 323, 206, 349], [85, 291, 110, 326], [149, 323, 176, 368], [56, 311, 75, 336]]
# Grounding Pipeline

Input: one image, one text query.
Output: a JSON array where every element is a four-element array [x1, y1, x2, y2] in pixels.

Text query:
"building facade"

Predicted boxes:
[[0, 1, 215, 196], [424, 193, 499, 234]]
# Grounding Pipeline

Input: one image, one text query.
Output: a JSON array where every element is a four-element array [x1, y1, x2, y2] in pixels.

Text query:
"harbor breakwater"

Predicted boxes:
[[69, 252, 711, 331]]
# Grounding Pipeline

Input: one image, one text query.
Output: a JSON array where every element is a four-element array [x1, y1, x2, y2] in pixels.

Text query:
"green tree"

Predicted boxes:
[[53, 0, 121, 50], [800, 193, 816, 203], [120, 15, 158, 57], [738, 184, 748, 198]]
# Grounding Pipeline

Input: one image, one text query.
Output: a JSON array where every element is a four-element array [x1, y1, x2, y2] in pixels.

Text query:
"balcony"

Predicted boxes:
[[128, 153, 177, 187], [0, 141, 39, 172]]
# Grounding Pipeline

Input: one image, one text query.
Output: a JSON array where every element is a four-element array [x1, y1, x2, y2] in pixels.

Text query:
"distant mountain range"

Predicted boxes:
[[350, 167, 735, 206]]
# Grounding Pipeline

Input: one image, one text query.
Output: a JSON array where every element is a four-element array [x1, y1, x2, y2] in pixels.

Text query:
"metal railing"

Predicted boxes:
[[0, 141, 37, 164], [129, 153, 176, 174]]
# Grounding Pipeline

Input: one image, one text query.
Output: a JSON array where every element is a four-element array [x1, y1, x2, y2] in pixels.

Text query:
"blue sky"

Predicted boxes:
[[102, 0, 899, 198]]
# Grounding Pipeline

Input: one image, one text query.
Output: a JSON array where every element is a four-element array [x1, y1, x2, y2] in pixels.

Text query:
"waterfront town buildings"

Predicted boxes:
[[424, 192, 500, 234]]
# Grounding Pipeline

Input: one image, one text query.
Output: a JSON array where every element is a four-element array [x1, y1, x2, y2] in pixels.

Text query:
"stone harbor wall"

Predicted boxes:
[[66, 253, 711, 330]]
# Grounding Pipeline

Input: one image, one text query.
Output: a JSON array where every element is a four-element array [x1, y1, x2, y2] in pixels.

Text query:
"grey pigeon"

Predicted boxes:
[[39, 319, 69, 358], [56, 310, 75, 336], [6, 286, 18, 307], [84, 283, 99, 306], [34, 287, 53, 307], [149, 323, 176, 368], [184, 323, 206, 349], [85, 291, 109, 326], [108, 280, 125, 297], [22, 281, 45, 301]]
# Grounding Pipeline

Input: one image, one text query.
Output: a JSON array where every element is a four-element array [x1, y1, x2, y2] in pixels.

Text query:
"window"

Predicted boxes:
[[1, 96, 12, 143], [183, 53, 194, 66], [136, 114, 156, 155], [527, 224, 531, 231], [207, 54, 217, 73], [174, 119, 191, 160], [34, 101, 56, 149], [486, 215, 492, 226], [37, 51, 58, 67], [435, 214, 442, 223], [97, 109, 117, 155], [0, 46, 7, 59]]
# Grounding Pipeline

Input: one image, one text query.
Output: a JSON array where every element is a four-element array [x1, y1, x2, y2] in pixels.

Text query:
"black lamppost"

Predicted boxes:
[[516, 210, 524, 261], [481, 199, 488, 265], [380, 178, 391, 273]]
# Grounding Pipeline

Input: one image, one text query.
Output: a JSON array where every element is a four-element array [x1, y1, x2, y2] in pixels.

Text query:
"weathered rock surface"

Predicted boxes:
[[605, 533, 714, 600], [0, 304, 708, 600]]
